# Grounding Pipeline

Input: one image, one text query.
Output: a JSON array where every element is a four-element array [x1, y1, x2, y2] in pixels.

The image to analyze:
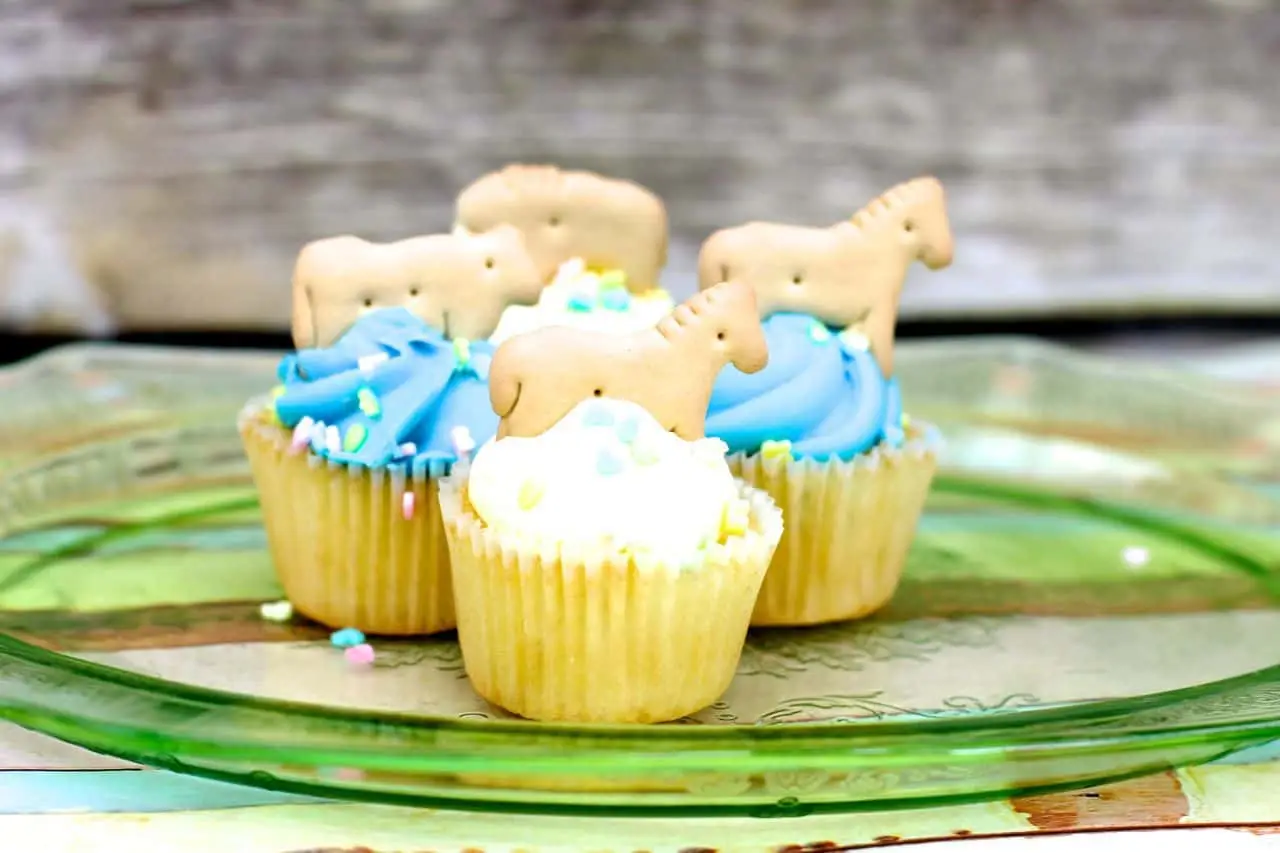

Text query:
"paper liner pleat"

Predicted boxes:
[[439, 477, 782, 724], [731, 428, 938, 627], [238, 400, 455, 635]]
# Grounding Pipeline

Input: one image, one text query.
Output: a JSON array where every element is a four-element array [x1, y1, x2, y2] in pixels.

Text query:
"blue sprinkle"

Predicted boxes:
[[567, 293, 594, 312], [615, 417, 639, 444], [582, 402, 615, 427], [599, 288, 631, 311], [596, 446, 625, 476], [469, 352, 491, 380], [883, 426, 905, 448], [330, 627, 366, 648]]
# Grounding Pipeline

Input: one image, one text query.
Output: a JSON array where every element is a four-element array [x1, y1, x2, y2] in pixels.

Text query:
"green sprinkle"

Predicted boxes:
[[271, 384, 286, 399], [357, 387, 381, 419], [567, 293, 594, 312], [598, 269, 628, 291], [343, 423, 368, 453], [808, 321, 832, 343], [452, 337, 472, 367]]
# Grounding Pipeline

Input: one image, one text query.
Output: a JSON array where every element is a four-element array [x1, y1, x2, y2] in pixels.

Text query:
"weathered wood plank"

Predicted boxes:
[[0, 0, 1276, 333]]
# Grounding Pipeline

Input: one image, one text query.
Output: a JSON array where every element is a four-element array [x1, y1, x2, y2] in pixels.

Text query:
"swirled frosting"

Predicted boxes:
[[467, 398, 747, 561], [487, 258, 674, 345], [706, 313, 900, 461], [273, 307, 496, 473]]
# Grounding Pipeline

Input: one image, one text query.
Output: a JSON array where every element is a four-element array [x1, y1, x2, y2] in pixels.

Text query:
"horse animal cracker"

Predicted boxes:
[[697, 176, 953, 376], [488, 279, 768, 440]]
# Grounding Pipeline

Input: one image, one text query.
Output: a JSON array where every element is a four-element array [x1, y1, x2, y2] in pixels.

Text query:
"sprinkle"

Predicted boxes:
[[839, 328, 871, 352], [357, 387, 381, 419], [469, 352, 491, 380], [631, 438, 661, 467], [567, 292, 594, 312], [598, 269, 628, 291], [325, 425, 341, 455], [901, 414, 912, 430], [452, 337, 472, 368], [271, 384, 286, 400], [450, 425, 476, 458], [290, 419, 313, 453], [615, 417, 639, 444], [259, 600, 293, 622], [358, 352, 389, 373], [397, 442, 418, 457], [760, 439, 793, 460], [720, 499, 751, 538], [330, 628, 366, 648], [581, 402, 615, 427], [342, 423, 368, 453], [402, 491, 415, 520], [599, 287, 631, 311], [345, 643, 376, 665], [596, 446, 625, 477], [517, 478, 545, 510], [310, 421, 328, 453], [808, 321, 833, 343]]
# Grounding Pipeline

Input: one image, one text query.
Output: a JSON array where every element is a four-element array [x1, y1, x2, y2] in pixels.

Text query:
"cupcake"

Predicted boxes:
[[699, 177, 955, 627], [453, 164, 674, 344], [239, 226, 543, 635], [439, 280, 783, 723]]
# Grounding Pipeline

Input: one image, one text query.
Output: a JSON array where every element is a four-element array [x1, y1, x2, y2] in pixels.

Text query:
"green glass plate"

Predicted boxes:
[[2, 341, 1280, 817]]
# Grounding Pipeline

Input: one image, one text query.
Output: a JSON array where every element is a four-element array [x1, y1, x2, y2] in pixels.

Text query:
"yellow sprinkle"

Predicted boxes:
[[902, 414, 912, 429], [598, 269, 628, 291], [760, 439, 792, 460], [631, 439, 661, 467], [271, 384, 286, 399], [517, 478, 545, 510], [720, 499, 750, 538]]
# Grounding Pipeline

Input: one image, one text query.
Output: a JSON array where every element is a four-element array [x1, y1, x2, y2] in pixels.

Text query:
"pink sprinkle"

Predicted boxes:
[[402, 491, 415, 520], [289, 417, 314, 453], [451, 425, 476, 459], [344, 643, 375, 665]]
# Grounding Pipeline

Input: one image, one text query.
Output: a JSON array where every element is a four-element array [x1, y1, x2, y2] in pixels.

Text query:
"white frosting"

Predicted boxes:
[[487, 258, 675, 345], [467, 398, 746, 562]]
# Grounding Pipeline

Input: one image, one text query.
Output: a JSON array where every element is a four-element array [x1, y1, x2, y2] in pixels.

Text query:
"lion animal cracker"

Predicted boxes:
[[697, 177, 953, 376], [488, 280, 768, 441], [291, 225, 542, 349], [455, 164, 668, 293]]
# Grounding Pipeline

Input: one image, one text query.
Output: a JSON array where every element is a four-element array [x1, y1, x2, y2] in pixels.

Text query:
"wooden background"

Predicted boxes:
[[0, 0, 1276, 335]]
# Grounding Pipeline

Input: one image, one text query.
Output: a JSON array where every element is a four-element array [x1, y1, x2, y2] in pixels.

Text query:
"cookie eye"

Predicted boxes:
[[408, 287, 420, 297], [903, 220, 915, 233], [362, 297, 374, 308], [792, 274, 803, 286], [484, 257, 495, 269], [716, 331, 726, 341], [593, 387, 603, 396], [548, 216, 561, 227]]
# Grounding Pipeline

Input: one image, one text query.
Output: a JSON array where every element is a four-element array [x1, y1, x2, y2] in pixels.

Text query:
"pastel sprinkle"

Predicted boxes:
[[598, 269, 628, 291], [596, 446, 625, 477], [259, 600, 293, 622], [451, 425, 476, 457], [452, 337, 472, 368], [517, 478, 545, 510], [325, 425, 341, 455], [310, 421, 328, 453], [330, 628, 366, 648], [357, 352, 389, 373], [567, 293, 594, 312], [902, 414, 912, 430], [840, 328, 871, 352], [760, 439, 793, 460], [631, 439, 661, 467], [342, 423, 368, 453], [615, 417, 639, 444], [599, 287, 631, 311], [357, 387, 381, 418], [582, 403, 615, 427], [402, 491, 415, 520], [290, 417, 314, 452], [271, 384, 286, 400], [345, 643, 376, 665], [720, 499, 750, 538], [397, 442, 418, 457], [808, 321, 833, 343]]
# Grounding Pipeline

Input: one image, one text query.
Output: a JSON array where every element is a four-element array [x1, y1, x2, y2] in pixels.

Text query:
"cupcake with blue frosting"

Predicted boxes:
[[700, 177, 954, 626], [239, 227, 542, 635], [454, 164, 675, 345]]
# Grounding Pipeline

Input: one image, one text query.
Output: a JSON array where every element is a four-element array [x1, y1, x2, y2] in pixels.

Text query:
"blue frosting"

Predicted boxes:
[[273, 308, 495, 474], [706, 313, 900, 462]]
